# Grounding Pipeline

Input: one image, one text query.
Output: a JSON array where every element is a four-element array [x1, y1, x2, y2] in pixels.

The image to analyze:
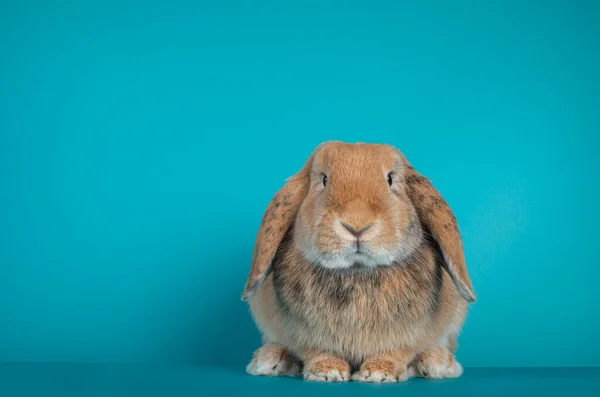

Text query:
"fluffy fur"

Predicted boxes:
[[242, 141, 475, 382]]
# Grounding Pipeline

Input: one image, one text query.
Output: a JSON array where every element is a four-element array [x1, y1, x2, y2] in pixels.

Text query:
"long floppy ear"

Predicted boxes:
[[241, 156, 313, 302], [403, 159, 476, 303]]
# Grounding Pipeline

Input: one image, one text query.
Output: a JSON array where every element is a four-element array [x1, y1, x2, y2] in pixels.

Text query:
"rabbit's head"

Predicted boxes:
[[292, 142, 422, 270]]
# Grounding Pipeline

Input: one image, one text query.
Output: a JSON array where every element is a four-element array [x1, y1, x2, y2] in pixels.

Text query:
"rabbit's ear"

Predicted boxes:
[[403, 160, 476, 303], [241, 156, 314, 302]]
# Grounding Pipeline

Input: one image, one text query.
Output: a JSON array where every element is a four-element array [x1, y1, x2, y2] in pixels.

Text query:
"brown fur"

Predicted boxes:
[[246, 343, 302, 377], [307, 358, 350, 375], [415, 346, 455, 369], [243, 142, 475, 382], [297, 347, 351, 382], [404, 164, 476, 302], [357, 349, 416, 380], [241, 162, 311, 300], [413, 346, 461, 378], [252, 343, 286, 364]]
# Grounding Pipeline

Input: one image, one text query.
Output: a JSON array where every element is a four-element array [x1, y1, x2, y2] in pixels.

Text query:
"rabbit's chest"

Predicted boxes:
[[269, 239, 441, 358], [272, 262, 431, 331], [265, 239, 453, 361]]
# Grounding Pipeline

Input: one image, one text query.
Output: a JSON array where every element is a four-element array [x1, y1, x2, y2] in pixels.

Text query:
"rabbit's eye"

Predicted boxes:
[[387, 173, 393, 187], [322, 174, 328, 187]]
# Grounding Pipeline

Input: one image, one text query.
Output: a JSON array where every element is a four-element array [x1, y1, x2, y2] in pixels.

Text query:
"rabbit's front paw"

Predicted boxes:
[[352, 359, 407, 383], [246, 344, 301, 377], [413, 347, 463, 379], [303, 358, 350, 382]]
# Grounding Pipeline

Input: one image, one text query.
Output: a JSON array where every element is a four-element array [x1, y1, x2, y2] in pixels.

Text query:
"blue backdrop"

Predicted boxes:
[[1, 0, 599, 367]]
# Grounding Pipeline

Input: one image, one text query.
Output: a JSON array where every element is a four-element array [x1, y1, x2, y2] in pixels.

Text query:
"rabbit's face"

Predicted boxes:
[[293, 142, 423, 269]]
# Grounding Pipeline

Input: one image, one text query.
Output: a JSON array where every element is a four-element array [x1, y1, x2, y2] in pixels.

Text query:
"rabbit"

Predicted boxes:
[[241, 141, 476, 383]]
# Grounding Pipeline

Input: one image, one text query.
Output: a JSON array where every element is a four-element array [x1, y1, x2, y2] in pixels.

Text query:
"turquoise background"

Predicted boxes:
[[1, 0, 599, 369]]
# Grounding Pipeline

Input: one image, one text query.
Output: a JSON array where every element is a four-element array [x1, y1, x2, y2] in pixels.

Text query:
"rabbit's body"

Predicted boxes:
[[242, 142, 475, 382], [250, 233, 467, 366]]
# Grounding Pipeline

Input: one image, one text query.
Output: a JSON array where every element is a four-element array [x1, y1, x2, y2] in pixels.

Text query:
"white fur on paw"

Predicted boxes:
[[417, 359, 463, 379], [351, 369, 397, 383], [446, 360, 463, 378], [246, 352, 301, 377], [304, 368, 349, 382]]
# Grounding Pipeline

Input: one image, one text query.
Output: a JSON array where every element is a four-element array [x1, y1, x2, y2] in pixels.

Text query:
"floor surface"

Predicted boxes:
[[0, 365, 598, 396]]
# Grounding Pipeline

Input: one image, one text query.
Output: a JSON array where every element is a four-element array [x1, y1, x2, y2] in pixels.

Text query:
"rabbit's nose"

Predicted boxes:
[[341, 222, 373, 238]]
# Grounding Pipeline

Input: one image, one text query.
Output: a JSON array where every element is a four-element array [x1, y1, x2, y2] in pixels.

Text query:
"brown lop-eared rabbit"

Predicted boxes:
[[241, 141, 475, 383]]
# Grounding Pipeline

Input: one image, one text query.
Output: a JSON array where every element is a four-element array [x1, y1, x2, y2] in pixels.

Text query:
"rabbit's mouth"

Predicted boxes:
[[344, 250, 378, 267], [354, 243, 372, 256]]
